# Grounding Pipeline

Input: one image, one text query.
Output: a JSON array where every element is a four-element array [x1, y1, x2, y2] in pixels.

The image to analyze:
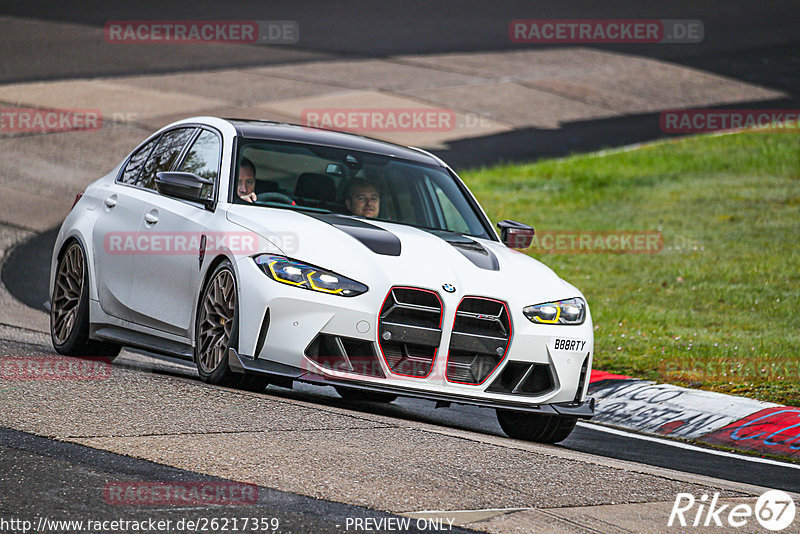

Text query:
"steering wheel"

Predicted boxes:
[[256, 192, 295, 205]]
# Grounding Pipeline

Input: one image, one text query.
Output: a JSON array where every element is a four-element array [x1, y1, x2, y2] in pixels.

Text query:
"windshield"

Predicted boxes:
[[232, 138, 492, 238]]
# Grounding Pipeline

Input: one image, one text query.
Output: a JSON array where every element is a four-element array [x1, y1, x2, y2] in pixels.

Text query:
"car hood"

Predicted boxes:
[[226, 205, 579, 305]]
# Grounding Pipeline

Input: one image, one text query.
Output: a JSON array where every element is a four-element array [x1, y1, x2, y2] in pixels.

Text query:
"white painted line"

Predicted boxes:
[[577, 421, 800, 470]]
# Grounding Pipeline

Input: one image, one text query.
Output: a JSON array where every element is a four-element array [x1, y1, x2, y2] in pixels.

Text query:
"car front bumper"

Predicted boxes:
[[236, 257, 595, 414], [228, 347, 595, 418]]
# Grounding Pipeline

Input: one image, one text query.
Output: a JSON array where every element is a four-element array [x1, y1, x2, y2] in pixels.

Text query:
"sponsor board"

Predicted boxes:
[[701, 407, 800, 460], [588, 374, 800, 461], [588, 379, 777, 439]]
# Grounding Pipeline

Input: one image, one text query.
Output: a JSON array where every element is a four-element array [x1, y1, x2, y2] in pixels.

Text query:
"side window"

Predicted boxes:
[[425, 175, 471, 234], [435, 186, 470, 234], [179, 129, 221, 201], [137, 127, 197, 190], [118, 136, 158, 185]]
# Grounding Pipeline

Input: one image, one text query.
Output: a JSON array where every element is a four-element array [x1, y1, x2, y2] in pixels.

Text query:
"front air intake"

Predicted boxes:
[[486, 362, 555, 396], [378, 287, 443, 377], [446, 297, 511, 384], [305, 334, 385, 377]]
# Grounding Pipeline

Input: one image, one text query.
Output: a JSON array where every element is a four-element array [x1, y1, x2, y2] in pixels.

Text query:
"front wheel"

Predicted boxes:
[[51, 240, 121, 358], [496, 409, 577, 443], [195, 260, 268, 392]]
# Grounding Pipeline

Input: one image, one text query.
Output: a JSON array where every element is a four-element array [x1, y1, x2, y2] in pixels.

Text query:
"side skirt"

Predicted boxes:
[[92, 325, 194, 360]]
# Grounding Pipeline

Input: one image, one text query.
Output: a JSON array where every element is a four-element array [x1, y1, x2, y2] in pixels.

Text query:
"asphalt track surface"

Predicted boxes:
[[1, 426, 473, 534], [1, 2, 799, 531], [129, 352, 800, 494]]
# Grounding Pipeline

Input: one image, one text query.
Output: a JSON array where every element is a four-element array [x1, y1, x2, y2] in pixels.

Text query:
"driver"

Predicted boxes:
[[237, 157, 257, 203], [344, 179, 380, 218]]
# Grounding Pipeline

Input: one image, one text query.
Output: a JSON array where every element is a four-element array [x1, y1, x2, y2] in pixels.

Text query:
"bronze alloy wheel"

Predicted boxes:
[[50, 240, 120, 358], [195, 261, 269, 392], [51, 242, 85, 345], [197, 267, 236, 374]]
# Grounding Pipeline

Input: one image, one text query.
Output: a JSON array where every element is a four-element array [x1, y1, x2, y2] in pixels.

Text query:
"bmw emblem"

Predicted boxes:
[[442, 283, 456, 293]]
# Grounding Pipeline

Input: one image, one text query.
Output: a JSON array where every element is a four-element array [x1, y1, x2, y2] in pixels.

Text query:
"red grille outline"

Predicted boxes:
[[445, 296, 512, 385], [377, 286, 443, 379]]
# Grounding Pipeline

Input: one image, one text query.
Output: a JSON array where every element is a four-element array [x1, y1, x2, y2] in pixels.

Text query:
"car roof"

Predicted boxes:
[[225, 119, 442, 166]]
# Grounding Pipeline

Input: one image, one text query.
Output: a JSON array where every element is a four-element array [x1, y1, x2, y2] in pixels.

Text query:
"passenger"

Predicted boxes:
[[344, 179, 380, 218], [237, 157, 257, 203]]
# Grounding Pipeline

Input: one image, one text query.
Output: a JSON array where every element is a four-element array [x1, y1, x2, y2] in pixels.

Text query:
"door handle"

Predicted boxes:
[[103, 196, 117, 208], [144, 211, 159, 225]]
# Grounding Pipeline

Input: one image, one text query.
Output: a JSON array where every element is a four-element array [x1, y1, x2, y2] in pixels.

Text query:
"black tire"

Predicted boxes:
[[195, 260, 269, 392], [496, 409, 577, 443], [335, 386, 398, 403], [50, 240, 121, 358]]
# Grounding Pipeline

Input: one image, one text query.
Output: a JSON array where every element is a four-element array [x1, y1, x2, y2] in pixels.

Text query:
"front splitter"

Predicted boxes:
[[228, 348, 595, 417]]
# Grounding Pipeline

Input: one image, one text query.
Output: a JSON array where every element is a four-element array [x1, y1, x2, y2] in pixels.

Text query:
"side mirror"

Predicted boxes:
[[497, 220, 534, 249], [155, 172, 213, 206]]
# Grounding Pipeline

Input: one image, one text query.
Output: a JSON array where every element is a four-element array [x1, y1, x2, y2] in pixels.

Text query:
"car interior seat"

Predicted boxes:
[[294, 172, 339, 210]]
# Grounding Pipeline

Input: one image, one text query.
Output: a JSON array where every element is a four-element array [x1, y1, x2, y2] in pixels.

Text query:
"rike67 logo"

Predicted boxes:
[[669, 490, 796, 531]]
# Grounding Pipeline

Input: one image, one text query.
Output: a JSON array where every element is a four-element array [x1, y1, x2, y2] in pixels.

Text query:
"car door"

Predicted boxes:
[[128, 128, 222, 337], [92, 135, 159, 321]]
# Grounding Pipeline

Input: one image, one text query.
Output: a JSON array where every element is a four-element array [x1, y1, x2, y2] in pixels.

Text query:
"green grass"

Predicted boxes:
[[462, 130, 800, 406]]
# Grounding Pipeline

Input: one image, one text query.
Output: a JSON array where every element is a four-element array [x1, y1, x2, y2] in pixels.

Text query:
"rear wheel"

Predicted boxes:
[[496, 409, 577, 443], [51, 241, 121, 358], [335, 386, 397, 403], [195, 260, 269, 392]]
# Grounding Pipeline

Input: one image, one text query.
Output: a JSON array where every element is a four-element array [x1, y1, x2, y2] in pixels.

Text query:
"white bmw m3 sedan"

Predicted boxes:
[[50, 117, 595, 443]]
